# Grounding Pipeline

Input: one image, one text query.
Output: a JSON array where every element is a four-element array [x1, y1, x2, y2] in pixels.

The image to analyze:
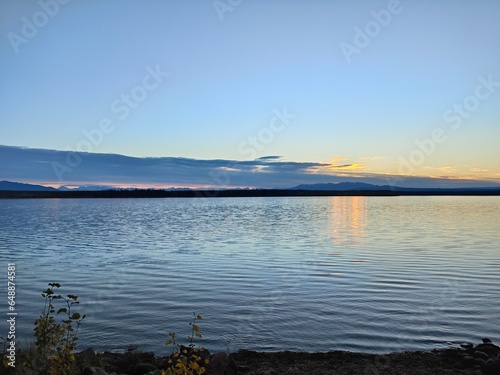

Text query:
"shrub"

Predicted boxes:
[[163, 312, 210, 375], [27, 282, 85, 375]]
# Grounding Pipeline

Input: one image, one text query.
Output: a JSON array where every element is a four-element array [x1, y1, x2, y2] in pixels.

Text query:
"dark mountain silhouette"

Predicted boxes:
[[2, 180, 500, 197], [290, 182, 388, 191], [289, 182, 500, 193], [0, 180, 56, 191]]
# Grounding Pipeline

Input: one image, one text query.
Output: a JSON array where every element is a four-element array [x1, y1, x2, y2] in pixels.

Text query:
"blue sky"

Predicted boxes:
[[1, 0, 499, 188]]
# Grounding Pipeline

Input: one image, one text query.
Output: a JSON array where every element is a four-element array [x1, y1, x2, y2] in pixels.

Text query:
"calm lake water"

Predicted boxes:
[[1, 196, 499, 354]]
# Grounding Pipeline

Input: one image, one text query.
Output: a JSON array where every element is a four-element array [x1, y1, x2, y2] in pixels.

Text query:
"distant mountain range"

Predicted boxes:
[[0, 181, 193, 192], [290, 182, 389, 191], [0, 180, 57, 191], [0, 181, 126, 191], [289, 182, 500, 192], [1, 180, 500, 193]]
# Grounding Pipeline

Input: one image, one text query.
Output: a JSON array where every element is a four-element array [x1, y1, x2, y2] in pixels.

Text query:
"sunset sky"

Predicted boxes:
[[1, 0, 499, 188]]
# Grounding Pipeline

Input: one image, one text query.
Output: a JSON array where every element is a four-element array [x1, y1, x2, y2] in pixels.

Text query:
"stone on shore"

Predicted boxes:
[[482, 358, 500, 375], [83, 366, 108, 375], [460, 342, 474, 350]]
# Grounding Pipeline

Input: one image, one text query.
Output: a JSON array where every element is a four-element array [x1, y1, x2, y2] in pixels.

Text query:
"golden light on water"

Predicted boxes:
[[330, 196, 367, 246]]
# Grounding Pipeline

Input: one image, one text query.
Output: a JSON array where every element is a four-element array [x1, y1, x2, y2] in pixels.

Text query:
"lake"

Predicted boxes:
[[1, 196, 499, 354]]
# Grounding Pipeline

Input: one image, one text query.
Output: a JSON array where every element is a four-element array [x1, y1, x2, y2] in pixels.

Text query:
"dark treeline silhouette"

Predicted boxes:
[[0, 188, 499, 199], [0, 189, 397, 199]]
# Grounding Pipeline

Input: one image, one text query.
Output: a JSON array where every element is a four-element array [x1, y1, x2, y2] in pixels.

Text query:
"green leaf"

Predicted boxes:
[[57, 308, 67, 315], [71, 312, 81, 320]]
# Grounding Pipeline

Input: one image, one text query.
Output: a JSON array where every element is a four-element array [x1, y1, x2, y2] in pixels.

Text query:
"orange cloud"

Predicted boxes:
[[308, 157, 365, 174]]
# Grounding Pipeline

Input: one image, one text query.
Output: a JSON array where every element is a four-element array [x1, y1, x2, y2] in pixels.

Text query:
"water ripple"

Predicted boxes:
[[1, 196, 499, 353]]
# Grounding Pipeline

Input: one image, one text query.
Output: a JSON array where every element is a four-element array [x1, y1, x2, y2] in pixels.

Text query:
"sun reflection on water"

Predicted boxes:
[[330, 196, 368, 246]]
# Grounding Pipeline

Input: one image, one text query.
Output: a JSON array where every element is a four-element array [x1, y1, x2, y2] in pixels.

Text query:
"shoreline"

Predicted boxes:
[[2, 189, 500, 199], [67, 340, 500, 374]]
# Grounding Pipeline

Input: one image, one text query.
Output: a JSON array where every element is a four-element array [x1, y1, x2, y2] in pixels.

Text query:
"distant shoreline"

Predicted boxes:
[[1, 189, 500, 199]]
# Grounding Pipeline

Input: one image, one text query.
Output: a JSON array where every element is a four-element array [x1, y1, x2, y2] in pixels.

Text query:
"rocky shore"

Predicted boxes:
[[74, 339, 500, 375]]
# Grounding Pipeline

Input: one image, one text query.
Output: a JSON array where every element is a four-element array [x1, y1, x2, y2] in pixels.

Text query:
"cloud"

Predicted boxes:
[[422, 166, 458, 173], [471, 168, 490, 172], [1, 145, 499, 189], [307, 156, 365, 173], [256, 156, 283, 161]]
